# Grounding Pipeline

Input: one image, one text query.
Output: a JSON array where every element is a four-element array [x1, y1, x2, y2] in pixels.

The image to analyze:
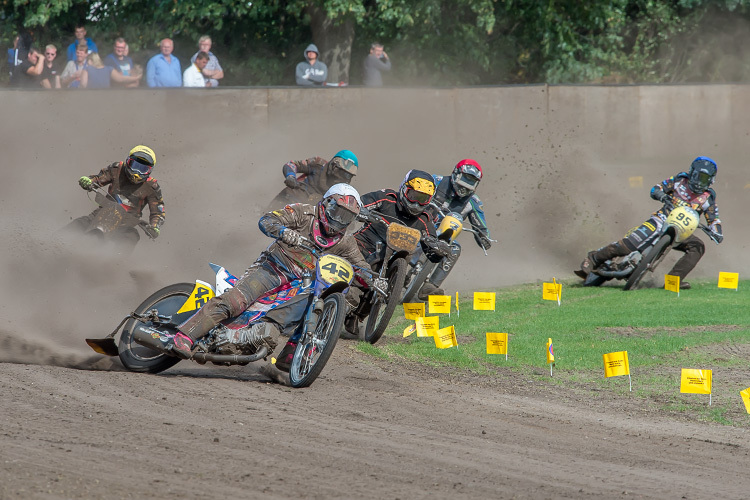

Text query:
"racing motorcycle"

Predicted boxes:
[[401, 203, 493, 304], [347, 210, 421, 344], [575, 201, 720, 291], [67, 183, 155, 250], [86, 239, 352, 388]]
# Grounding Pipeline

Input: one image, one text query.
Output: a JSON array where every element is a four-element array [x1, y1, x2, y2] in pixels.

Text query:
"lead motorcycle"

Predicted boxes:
[[575, 200, 720, 290], [86, 239, 352, 388]]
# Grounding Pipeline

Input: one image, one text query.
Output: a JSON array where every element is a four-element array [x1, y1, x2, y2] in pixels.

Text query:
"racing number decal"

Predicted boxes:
[[176, 280, 216, 314], [321, 261, 351, 281], [194, 287, 210, 308], [318, 255, 354, 285], [674, 211, 692, 227]]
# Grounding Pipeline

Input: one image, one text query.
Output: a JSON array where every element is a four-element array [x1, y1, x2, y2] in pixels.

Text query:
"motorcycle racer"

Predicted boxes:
[[577, 156, 723, 289], [69, 145, 165, 246], [169, 183, 370, 369], [422, 158, 492, 300], [268, 149, 359, 207]]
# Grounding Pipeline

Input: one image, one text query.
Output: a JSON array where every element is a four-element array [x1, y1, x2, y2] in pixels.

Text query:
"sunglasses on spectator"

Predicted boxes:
[[45, 52, 56, 56]]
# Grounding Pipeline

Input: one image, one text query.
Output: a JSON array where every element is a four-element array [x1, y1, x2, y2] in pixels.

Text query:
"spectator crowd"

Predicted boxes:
[[6, 25, 392, 89]]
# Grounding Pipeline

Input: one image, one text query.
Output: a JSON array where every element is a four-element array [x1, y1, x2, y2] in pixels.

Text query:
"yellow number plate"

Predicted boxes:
[[386, 223, 421, 253], [317, 255, 354, 285]]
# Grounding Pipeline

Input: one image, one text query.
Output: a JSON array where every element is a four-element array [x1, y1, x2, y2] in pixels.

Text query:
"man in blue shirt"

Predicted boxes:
[[146, 38, 181, 87], [104, 37, 140, 87], [66, 25, 98, 61]]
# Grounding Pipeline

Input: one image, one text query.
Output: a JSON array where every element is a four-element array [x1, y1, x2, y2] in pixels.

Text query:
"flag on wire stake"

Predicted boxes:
[[603, 351, 631, 391], [403, 323, 417, 338], [403, 303, 425, 320], [542, 280, 562, 305], [680, 368, 712, 405], [718, 272, 739, 291], [546, 338, 555, 376], [428, 295, 452, 316], [456, 291, 459, 317], [473, 291, 496, 311], [665, 274, 680, 296], [741, 387, 750, 414], [486, 332, 508, 360], [434, 325, 457, 349], [416, 316, 439, 337]]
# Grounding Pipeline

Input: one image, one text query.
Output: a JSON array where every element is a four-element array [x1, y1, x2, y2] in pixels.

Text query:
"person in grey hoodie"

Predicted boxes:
[[295, 43, 328, 86]]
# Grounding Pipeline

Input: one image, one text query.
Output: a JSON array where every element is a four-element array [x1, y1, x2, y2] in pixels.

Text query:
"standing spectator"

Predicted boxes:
[[363, 43, 391, 87], [104, 37, 139, 88], [191, 35, 223, 87], [295, 43, 327, 86], [183, 51, 210, 87], [146, 38, 181, 88], [81, 53, 140, 88], [8, 33, 33, 79], [66, 24, 98, 61], [40, 44, 62, 89], [61, 42, 88, 88], [10, 46, 44, 88]]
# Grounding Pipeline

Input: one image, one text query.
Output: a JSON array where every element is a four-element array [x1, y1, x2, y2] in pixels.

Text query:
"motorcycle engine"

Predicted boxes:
[[210, 323, 278, 356]]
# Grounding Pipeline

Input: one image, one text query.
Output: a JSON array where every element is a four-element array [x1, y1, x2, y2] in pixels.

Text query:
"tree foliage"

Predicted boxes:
[[3, 0, 750, 85]]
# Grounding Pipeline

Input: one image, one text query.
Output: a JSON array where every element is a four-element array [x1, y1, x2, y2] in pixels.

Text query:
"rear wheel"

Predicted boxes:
[[364, 258, 408, 344], [623, 235, 671, 291], [289, 293, 345, 388], [118, 283, 193, 373]]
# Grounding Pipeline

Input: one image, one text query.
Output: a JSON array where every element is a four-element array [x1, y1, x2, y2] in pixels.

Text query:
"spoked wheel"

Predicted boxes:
[[401, 259, 436, 304], [118, 283, 193, 373], [289, 293, 346, 388], [623, 235, 671, 291], [364, 257, 408, 344]]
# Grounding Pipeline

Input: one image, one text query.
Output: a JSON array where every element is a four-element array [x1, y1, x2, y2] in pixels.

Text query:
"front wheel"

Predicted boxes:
[[623, 235, 671, 291], [289, 293, 345, 388], [401, 258, 437, 304], [364, 258, 408, 344], [118, 283, 193, 373]]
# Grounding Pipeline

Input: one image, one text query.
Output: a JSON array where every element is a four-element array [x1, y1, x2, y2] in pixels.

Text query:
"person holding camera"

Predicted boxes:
[[363, 42, 391, 87]]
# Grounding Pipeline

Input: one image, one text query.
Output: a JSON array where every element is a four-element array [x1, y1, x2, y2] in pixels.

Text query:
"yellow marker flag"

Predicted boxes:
[[416, 316, 439, 337], [665, 274, 680, 293], [718, 272, 739, 290], [486, 332, 508, 355], [428, 295, 451, 314], [403, 303, 425, 320], [741, 388, 750, 414], [680, 369, 712, 395], [542, 282, 562, 302], [456, 291, 459, 316], [603, 351, 630, 377], [546, 338, 554, 364], [403, 323, 416, 338], [473, 292, 496, 311], [434, 325, 457, 349]]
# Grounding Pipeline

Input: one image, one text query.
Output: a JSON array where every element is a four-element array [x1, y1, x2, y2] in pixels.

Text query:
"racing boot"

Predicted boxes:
[[342, 314, 361, 339], [274, 341, 297, 372], [169, 332, 194, 359], [418, 282, 445, 301], [576, 241, 630, 279]]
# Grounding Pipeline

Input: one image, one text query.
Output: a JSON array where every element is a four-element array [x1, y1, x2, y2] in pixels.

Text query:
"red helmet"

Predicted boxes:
[[451, 159, 482, 197]]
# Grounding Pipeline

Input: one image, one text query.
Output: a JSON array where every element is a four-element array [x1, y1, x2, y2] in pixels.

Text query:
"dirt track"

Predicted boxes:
[[2, 88, 750, 498]]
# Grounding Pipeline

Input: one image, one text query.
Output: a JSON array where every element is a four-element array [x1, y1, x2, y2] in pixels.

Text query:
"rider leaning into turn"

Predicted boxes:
[[274, 149, 359, 205], [72, 145, 165, 244], [579, 156, 723, 289], [168, 183, 370, 370], [423, 158, 492, 300], [344, 170, 452, 329]]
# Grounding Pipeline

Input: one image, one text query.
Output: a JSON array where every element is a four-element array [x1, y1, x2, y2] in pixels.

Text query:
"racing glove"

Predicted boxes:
[[144, 225, 160, 239], [281, 228, 303, 246], [284, 175, 301, 189], [652, 188, 668, 203], [710, 222, 723, 243], [78, 176, 93, 190], [475, 233, 492, 250]]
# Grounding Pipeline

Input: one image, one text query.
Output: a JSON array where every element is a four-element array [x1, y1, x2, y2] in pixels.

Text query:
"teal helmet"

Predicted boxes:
[[327, 150, 359, 182]]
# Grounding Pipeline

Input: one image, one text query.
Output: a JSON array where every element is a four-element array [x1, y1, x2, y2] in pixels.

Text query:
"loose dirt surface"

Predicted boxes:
[[2, 345, 750, 499], [3, 89, 750, 498]]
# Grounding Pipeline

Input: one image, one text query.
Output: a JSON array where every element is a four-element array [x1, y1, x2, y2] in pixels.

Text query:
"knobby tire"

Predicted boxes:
[[364, 258, 408, 344], [623, 235, 671, 291]]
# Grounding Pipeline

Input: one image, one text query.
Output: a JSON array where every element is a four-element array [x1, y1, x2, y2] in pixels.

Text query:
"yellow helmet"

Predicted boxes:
[[399, 169, 435, 216], [126, 145, 156, 183]]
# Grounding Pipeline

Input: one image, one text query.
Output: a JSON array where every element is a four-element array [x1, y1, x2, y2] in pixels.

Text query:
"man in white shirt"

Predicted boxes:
[[183, 51, 210, 87]]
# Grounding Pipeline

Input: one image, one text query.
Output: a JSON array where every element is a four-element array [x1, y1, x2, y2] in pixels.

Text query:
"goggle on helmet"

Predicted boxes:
[[688, 156, 717, 193], [126, 145, 156, 184], [399, 170, 436, 216], [451, 159, 483, 197]]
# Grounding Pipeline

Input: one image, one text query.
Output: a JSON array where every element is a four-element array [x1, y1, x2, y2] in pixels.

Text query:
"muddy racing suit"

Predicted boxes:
[[68, 162, 165, 246], [178, 203, 369, 345], [425, 175, 492, 288], [269, 157, 352, 208], [588, 172, 722, 280]]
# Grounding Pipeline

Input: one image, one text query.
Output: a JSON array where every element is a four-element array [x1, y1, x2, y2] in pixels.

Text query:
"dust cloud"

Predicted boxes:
[[1, 87, 747, 366]]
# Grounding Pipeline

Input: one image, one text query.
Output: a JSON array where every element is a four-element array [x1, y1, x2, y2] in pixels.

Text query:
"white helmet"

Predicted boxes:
[[318, 183, 362, 236]]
